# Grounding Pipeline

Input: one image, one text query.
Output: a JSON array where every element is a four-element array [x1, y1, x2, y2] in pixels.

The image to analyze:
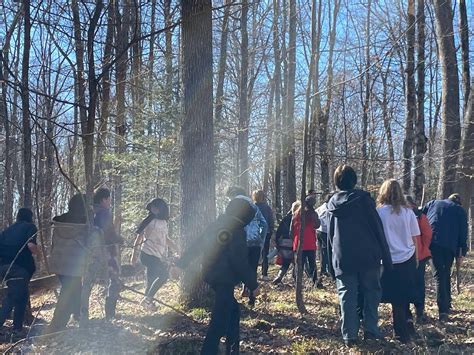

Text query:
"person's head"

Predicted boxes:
[[307, 189, 317, 197], [226, 186, 247, 199], [251, 190, 265, 204], [405, 195, 417, 208], [146, 198, 170, 220], [291, 200, 301, 214], [448, 193, 462, 206], [377, 179, 406, 214], [333, 165, 357, 191], [305, 195, 316, 210], [225, 198, 255, 226], [16, 208, 33, 223], [68, 193, 87, 216], [93, 187, 111, 208]]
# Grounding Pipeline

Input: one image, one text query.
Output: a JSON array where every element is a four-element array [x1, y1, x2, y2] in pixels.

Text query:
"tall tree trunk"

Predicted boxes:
[[284, 0, 297, 206], [414, 0, 427, 203], [380, 66, 395, 178], [458, 0, 470, 113], [361, 0, 372, 187], [164, 0, 173, 118], [180, 0, 216, 305], [114, 0, 130, 236], [403, 0, 416, 193], [95, 1, 115, 185], [433, 0, 461, 198], [21, 0, 32, 208], [263, 81, 275, 196], [238, 0, 250, 191]]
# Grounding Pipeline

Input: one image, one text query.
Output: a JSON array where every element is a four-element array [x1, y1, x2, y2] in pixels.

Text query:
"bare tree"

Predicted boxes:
[[458, 0, 470, 113]]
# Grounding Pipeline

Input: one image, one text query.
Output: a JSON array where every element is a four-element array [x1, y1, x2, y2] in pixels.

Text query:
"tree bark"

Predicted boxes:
[[433, 0, 461, 198], [361, 0, 372, 188], [403, 0, 416, 194], [458, 0, 470, 113], [180, 0, 216, 305], [413, 0, 427, 203]]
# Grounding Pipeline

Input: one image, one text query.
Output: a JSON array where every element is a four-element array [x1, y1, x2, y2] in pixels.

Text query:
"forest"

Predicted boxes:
[[0, 0, 473, 353]]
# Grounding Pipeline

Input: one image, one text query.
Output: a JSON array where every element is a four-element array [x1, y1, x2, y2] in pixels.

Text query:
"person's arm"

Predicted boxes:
[[368, 203, 393, 269], [27, 224, 39, 255], [228, 232, 258, 291], [419, 214, 432, 255], [458, 207, 468, 259], [131, 233, 144, 265], [313, 210, 321, 230]]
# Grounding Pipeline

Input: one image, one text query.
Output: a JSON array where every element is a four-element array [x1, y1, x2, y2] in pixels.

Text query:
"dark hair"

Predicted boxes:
[[305, 195, 317, 208], [334, 165, 357, 190], [307, 189, 316, 195], [93, 187, 111, 205], [252, 190, 265, 203], [68, 194, 87, 216], [137, 198, 169, 234], [16, 208, 33, 223], [226, 186, 247, 198]]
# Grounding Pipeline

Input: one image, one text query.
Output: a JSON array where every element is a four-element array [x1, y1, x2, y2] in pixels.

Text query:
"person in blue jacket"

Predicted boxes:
[[226, 187, 267, 306], [422, 193, 468, 322]]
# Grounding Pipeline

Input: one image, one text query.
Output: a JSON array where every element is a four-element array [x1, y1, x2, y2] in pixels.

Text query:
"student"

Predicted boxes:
[[177, 198, 260, 355], [0, 208, 38, 334], [405, 195, 432, 324], [226, 187, 267, 306], [315, 192, 334, 282], [377, 180, 420, 343], [252, 190, 275, 280], [422, 194, 468, 322], [131, 198, 171, 311], [272, 201, 300, 285], [328, 165, 392, 347], [291, 196, 321, 286], [49, 194, 89, 331], [93, 188, 122, 320]]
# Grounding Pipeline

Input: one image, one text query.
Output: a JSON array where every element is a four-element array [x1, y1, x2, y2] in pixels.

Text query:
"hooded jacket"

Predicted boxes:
[[235, 195, 268, 248], [327, 189, 392, 277]]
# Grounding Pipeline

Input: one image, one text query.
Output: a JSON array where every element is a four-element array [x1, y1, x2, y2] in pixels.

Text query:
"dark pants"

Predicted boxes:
[[105, 254, 122, 319], [261, 234, 272, 277], [246, 246, 261, 304], [392, 303, 410, 342], [201, 284, 240, 355], [407, 258, 428, 319], [317, 232, 329, 275], [302, 250, 317, 283], [140, 252, 169, 298], [0, 265, 30, 331], [430, 245, 454, 315], [50, 275, 82, 330]]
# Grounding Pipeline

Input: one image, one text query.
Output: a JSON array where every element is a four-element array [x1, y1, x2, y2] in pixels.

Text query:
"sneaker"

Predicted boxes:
[[141, 297, 157, 312]]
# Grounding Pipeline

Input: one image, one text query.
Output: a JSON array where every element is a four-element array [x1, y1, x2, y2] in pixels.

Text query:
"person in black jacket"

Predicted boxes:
[[0, 208, 38, 333], [252, 190, 275, 280], [327, 165, 392, 347], [178, 198, 260, 355]]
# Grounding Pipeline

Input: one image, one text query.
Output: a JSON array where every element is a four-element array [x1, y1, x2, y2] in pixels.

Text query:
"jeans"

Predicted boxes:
[[430, 245, 454, 314], [0, 265, 30, 331], [50, 275, 82, 330], [302, 250, 317, 283], [261, 234, 272, 277], [317, 232, 329, 275], [407, 258, 428, 319], [336, 267, 382, 340], [140, 252, 169, 298], [201, 284, 240, 355]]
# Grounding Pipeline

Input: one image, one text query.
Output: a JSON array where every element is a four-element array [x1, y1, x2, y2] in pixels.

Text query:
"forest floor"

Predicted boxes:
[[0, 255, 473, 354]]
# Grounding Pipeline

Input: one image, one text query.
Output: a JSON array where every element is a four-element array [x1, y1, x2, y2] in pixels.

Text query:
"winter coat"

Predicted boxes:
[[275, 212, 294, 261], [292, 208, 320, 251], [413, 210, 432, 261], [94, 205, 121, 256], [422, 199, 468, 257], [327, 189, 392, 277], [255, 202, 275, 236], [0, 221, 37, 277], [235, 195, 268, 248]]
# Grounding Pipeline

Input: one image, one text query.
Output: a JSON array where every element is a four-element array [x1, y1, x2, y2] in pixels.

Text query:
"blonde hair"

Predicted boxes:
[[252, 190, 265, 203], [377, 179, 407, 214], [291, 201, 301, 214]]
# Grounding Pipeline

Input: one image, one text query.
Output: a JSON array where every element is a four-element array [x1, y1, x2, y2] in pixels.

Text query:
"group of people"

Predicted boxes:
[[0, 164, 468, 353]]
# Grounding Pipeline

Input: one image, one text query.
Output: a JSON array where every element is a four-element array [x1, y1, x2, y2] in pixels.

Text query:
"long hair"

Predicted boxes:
[[377, 179, 407, 214], [136, 198, 169, 234]]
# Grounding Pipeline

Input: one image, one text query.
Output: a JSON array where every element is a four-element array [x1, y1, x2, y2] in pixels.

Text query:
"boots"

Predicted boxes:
[[272, 269, 287, 285]]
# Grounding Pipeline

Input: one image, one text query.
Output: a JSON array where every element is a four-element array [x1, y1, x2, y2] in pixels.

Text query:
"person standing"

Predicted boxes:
[[405, 195, 432, 324], [93, 188, 123, 320], [315, 192, 334, 284], [422, 193, 468, 322], [131, 198, 171, 311], [0, 208, 38, 335], [226, 187, 267, 306], [377, 180, 420, 343], [292, 196, 321, 286], [327, 165, 392, 347], [252, 190, 275, 280]]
